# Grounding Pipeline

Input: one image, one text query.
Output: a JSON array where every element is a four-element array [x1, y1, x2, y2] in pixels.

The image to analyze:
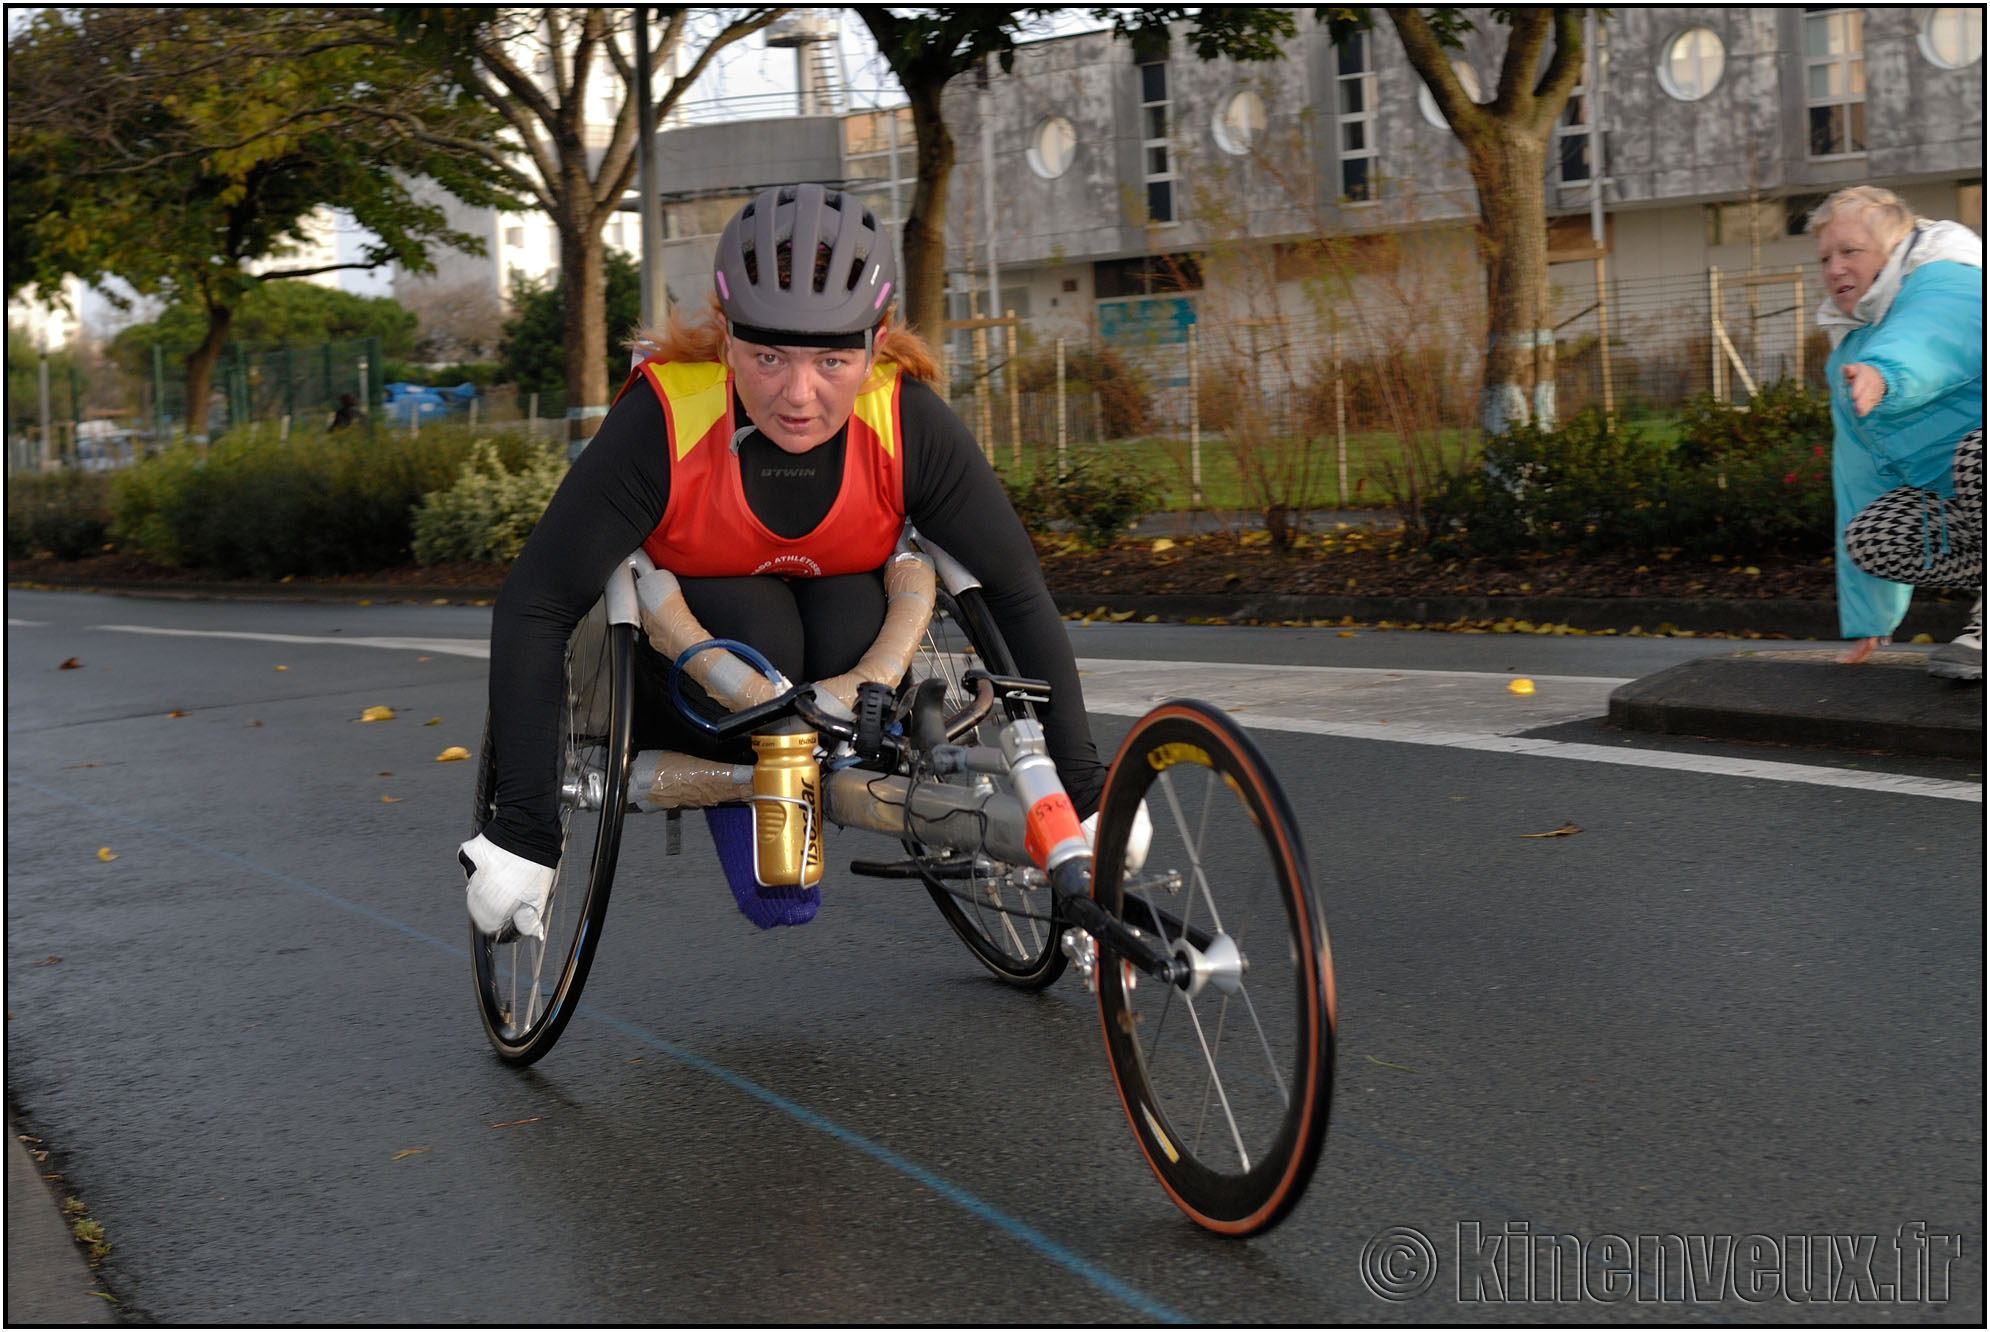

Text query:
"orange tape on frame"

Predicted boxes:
[[1024, 792, 1083, 868]]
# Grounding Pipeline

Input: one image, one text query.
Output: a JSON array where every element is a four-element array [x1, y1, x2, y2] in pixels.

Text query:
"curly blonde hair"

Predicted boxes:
[[1805, 185, 1921, 254], [629, 293, 940, 383]]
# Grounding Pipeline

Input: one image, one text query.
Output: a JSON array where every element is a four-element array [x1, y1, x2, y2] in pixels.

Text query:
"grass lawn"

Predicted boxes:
[[985, 412, 1688, 513]]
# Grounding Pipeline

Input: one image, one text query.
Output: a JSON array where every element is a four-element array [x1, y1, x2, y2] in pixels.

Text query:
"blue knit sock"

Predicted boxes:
[[706, 804, 819, 929]]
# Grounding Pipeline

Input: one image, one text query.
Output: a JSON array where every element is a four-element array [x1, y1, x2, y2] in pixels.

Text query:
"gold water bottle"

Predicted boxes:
[[750, 729, 823, 888]]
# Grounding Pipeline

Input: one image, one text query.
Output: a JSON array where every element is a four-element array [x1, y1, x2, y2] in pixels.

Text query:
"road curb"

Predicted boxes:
[[11, 575, 1974, 642], [6, 1123, 117, 1324], [1051, 591, 1972, 640], [1607, 649, 1986, 758]]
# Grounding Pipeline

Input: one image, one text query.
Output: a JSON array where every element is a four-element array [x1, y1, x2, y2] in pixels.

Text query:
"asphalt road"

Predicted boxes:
[[7, 588, 1983, 1324]]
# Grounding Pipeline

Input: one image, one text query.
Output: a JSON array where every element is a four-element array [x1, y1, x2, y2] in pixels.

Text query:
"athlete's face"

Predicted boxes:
[[725, 336, 874, 454], [1815, 216, 1887, 316]]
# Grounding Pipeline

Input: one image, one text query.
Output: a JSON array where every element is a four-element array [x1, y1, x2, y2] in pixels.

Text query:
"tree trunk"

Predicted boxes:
[[559, 213, 607, 446], [899, 78, 955, 350], [1384, 7, 1585, 440], [183, 302, 235, 442], [1467, 130, 1556, 436]]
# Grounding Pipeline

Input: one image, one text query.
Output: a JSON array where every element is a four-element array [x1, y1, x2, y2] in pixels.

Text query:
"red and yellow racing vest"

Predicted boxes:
[[616, 358, 907, 578]]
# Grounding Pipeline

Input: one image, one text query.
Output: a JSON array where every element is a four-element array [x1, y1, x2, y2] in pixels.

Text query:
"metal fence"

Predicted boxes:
[[944, 262, 1830, 453]]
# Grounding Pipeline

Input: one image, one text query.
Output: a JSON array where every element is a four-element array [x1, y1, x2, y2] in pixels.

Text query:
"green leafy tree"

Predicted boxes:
[[107, 284, 421, 379], [499, 247, 642, 410], [6, 7, 519, 439], [853, 6, 1300, 344], [391, 7, 782, 438]]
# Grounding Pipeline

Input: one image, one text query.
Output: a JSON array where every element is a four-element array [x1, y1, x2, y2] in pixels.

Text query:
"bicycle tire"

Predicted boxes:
[[1092, 700, 1335, 1235], [471, 599, 635, 1064], [904, 585, 1066, 988]]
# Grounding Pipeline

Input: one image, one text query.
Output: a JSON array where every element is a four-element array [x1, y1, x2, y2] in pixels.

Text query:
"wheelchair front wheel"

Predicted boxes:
[[1091, 700, 1335, 1235]]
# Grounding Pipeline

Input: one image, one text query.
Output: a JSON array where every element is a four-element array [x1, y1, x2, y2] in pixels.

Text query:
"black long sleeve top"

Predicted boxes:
[[481, 370, 1106, 866]]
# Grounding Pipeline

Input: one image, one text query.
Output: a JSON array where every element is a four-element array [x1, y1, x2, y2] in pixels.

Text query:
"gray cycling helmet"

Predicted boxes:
[[714, 183, 896, 349]]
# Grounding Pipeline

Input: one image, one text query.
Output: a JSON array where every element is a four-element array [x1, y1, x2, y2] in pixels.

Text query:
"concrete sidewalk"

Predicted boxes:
[[7, 1122, 117, 1323]]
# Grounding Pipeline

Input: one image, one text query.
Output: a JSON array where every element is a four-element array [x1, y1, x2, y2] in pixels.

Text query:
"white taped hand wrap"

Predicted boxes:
[[460, 833, 556, 939]]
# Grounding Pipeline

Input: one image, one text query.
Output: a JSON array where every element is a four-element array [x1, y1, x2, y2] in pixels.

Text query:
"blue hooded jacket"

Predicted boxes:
[[1825, 257, 1984, 638]]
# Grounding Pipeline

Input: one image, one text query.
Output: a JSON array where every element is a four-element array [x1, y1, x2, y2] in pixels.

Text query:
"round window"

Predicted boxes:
[[1417, 60, 1483, 128], [1920, 7, 1983, 69], [1658, 26, 1726, 101], [1026, 115, 1076, 179], [1212, 90, 1266, 155]]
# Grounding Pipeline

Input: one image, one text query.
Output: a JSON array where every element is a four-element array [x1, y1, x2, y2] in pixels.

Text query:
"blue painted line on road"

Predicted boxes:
[[9, 775, 1190, 1325], [579, 1006, 1188, 1324]]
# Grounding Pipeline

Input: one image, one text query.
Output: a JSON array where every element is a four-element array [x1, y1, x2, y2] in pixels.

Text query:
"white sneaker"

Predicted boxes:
[[1081, 801, 1152, 874], [1928, 596, 1984, 681], [460, 833, 556, 939]]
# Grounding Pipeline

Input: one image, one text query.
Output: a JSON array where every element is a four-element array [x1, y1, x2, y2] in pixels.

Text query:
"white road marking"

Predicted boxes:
[[84, 628, 1980, 802], [8, 619, 48, 626], [95, 624, 490, 659]]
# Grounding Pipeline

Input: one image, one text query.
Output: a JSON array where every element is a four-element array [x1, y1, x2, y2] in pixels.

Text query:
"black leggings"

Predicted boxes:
[[631, 570, 887, 761]]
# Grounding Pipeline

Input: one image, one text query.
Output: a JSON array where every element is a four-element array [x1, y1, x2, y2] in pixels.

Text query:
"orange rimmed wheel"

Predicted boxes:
[[1091, 700, 1335, 1235]]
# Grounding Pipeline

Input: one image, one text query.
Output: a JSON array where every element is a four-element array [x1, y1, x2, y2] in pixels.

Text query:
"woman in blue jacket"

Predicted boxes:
[[1808, 187, 1983, 676]]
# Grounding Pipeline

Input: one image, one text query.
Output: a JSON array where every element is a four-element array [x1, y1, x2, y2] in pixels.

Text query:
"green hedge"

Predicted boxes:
[[1420, 382, 1834, 561], [1003, 454, 1162, 551], [6, 469, 114, 560], [108, 424, 555, 579], [411, 441, 568, 564]]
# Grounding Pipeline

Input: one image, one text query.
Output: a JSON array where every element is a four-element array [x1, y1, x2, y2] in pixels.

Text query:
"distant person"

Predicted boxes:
[[1808, 185, 1983, 679], [328, 392, 363, 433]]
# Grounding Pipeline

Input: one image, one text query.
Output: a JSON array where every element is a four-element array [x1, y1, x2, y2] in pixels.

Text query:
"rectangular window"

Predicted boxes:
[[1804, 8, 1865, 157], [1139, 60, 1175, 224], [504, 226, 524, 248], [1557, 92, 1591, 183], [1093, 253, 1202, 300], [1336, 33, 1379, 202]]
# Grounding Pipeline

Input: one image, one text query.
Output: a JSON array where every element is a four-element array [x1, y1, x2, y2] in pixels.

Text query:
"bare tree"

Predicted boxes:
[[396, 7, 784, 437], [1381, 7, 1586, 434]]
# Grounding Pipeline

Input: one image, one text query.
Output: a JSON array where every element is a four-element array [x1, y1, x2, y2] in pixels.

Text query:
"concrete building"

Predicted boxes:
[[931, 6, 1981, 402], [417, 7, 1978, 409]]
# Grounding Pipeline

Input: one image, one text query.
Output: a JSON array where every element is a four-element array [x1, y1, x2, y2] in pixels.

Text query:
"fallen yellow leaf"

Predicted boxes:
[[1507, 678, 1536, 695], [389, 1147, 430, 1161], [380, 795, 402, 803], [424, 717, 442, 726], [1151, 537, 1175, 553], [358, 705, 394, 722], [96, 847, 117, 861], [416, 656, 431, 663], [435, 746, 471, 762], [1521, 823, 1582, 838], [167, 710, 186, 718], [58, 657, 82, 670], [274, 665, 288, 672]]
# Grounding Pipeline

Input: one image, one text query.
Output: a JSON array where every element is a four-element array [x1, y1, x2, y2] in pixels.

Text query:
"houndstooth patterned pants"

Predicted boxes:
[[1843, 428, 1984, 589]]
